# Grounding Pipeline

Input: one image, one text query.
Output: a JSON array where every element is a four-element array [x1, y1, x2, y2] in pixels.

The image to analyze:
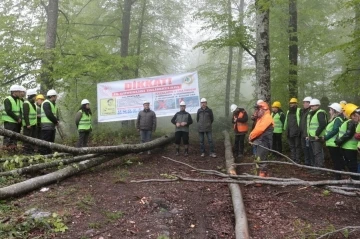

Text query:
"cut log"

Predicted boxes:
[[223, 130, 250, 239], [0, 127, 174, 154], [0, 154, 97, 177], [0, 155, 118, 200]]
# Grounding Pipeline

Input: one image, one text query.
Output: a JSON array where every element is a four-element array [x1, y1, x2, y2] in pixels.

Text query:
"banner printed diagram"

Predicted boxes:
[[97, 72, 200, 122]]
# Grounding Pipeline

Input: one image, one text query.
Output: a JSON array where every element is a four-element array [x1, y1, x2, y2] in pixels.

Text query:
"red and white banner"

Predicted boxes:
[[97, 72, 200, 122]]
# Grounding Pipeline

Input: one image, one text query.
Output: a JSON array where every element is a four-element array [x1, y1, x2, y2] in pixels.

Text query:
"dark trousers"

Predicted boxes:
[[327, 146, 344, 180], [3, 122, 20, 147], [77, 131, 90, 148], [288, 136, 301, 163], [234, 134, 245, 155], [36, 126, 42, 139], [341, 148, 358, 180], [140, 130, 152, 143], [301, 137, 314, 166], [310, 140, 324, 168], [23, 125, 37, 154], [272, 133, 282, 153], [40, 129, 56, 155], [175, 131, 189, 145]]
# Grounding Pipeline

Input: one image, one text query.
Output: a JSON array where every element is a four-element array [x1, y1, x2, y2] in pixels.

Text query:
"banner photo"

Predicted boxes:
[[97, 72, 200, 122]]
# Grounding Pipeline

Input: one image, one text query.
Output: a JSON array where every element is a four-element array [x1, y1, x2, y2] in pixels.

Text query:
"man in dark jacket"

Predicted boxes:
[[284, 98, 302, 163], [171, 101, 193, 156], [40, 89, 59, 155], [2, 85, 22, 149], [307, 99, 327, 168], [136, 101, 157, 154], [299, 96, 314, 165], [22, 89, 38, 154], [197, 98, 216, 158]]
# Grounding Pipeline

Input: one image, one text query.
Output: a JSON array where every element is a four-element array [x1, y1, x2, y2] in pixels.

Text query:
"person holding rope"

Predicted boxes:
[[249, 101, 274, 176]]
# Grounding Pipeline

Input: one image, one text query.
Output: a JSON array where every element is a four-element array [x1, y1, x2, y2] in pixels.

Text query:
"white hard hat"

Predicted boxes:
[[19, 85, 26, 92], [9, 84, 21, 92], [200, 98, 207, 103], [46, 89, 58, 96], [257, 99, 264, 105], [27, 89, 37, 96], [143, 100, 150, 104], [328, 103, 342, 113], [230, 104, 238, 112], [309, 98, 321, 106], [180, 101, 186, 106], [81, 99, 90, 105], [303, 96, 312, 102]]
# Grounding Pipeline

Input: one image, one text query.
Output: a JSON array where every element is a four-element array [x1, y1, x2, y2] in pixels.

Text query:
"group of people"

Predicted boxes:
[[2, 85, 92, 154], [231, 97, 360, 179], [137, 98, 217, 157]]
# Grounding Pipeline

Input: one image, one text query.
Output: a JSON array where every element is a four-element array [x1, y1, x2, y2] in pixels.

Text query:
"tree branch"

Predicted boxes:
[[316, 226, 360, 239]]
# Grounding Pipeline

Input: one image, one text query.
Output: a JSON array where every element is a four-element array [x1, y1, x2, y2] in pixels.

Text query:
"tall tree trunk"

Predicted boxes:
[[353, 4, 360, 103], [288, 0, 298, 99], [120, 0, 133, 58], [135, 0, 147, 78], [255, 0, 271, 102], [234, 0, 245, 105], [225, 0, 233, 117], [40, 0, 59, 93]]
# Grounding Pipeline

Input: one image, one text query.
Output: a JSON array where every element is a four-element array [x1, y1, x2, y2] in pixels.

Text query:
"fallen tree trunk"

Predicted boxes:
[[223, 130, 250, 239], [0, 127, 174, 155], [0, 154, 97, 177], [0, 153, 70, 163], [0, 155, 119, 200]]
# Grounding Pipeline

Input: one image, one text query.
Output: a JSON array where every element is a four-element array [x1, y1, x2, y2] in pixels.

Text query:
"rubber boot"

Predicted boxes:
[[184, 145, 189, 156], [175, 146, 180, 156]]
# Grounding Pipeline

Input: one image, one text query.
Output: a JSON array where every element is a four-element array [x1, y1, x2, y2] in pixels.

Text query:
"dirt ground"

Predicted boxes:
[[2, 140, 360, 239]]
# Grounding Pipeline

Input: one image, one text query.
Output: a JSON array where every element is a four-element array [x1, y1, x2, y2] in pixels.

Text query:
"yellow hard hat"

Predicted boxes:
[[289, 98, 298, 103], [272, 101, 281, 108], [343, 103, 359, 119], [339, 102, 346, 111], [36, 94, 45, 100]]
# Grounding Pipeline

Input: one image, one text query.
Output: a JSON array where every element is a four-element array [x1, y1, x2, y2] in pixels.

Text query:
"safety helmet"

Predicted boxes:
[[46, 89, 58, 96], [289, 98, 298, 103], [257, 99, 264, 105], [143, 100, 150, 104], [309, 99, 321, 106], [35, 94, 45, 100], [180, 101, 186, 106], [303, 96, 312, 102], [340, 100, 347, 105], [328, 103, 342, 113], [343, 103, 359, 118], [200, 98, 207, 103], [271, 101, 281, 108], [26, 89, 37, 96], [230, 104, 238, 112], [81, 99, 90, 105], [258, 102, 269, 110], [9, 84, 21, 92]]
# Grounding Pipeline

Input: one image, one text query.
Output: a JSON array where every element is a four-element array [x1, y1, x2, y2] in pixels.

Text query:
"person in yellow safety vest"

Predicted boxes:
[[35, 94, 45, 139], [271, 101, 285, 154], [40, 89, 59, 155], [75, 99, 92, 148], [18, 86, 27, 133], [354, 109, 360, 152], [324, 103, 345, 180], [231, 104, 249, 159], [284, 98, 302, 163], [300, 96, 314, 166], [307, 99, 327, 169], [2, 85, 22, 149], [22, 89, 38, 154], [335, 103, 360, 180]]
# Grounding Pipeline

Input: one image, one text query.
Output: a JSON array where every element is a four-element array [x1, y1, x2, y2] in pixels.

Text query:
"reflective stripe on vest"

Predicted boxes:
[[272, 112, 283, 133], [325, 116, 343, 147], [308, 109, 327, 137], [233, 112, 248, 133], [41, 99, 58, 125], [338, 119, 358, 150], [22, 101, 37, 126], [2, 96, 21, 123], [283, 108, 300, 131], [78, 110, 92, 130]]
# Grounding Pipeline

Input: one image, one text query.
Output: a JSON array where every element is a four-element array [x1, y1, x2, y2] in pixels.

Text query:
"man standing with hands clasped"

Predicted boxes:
[[197, 98, 216, 158], [136, 101, 157, 155]]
